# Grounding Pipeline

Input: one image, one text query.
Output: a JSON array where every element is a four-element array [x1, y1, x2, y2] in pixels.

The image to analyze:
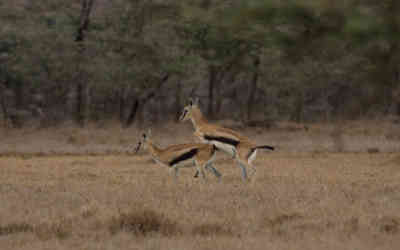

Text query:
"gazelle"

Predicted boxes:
[[180, 98, 274, 180], [134, 130, 222, 180]]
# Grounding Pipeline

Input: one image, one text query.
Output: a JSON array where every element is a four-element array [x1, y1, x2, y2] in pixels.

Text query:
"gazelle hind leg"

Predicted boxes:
[[246, 162, 257, 182], [205, 163, 222, 180], [236, 145, 258, 181], [195, 163, 222, 180], [237, 160, 248, 180], [169, 167, 179, 180], [248, 150, 257, 178]]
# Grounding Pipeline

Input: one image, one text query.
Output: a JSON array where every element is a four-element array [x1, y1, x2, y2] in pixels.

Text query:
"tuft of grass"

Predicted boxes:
[[80, 203, 99, 218], [109, 209, 180, 236], [34, 217, 72, 240], [367, 147, 379, 154], [266, 213, 303, 228], [0, 222, 33, 236], [66, 135, 78, 145], [376, 216, 399, 234], [191, 223, 233, 236], [344, 217, 359, 235], [264, 213, 304, 235]]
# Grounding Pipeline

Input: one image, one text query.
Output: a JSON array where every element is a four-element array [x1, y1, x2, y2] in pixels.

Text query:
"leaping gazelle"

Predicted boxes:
[[180, 98, 275, 181], [134, 130, 222, 180]]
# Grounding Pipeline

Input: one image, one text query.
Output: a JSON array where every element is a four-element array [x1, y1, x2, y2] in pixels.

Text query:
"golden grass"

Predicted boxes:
[[0, 119, 399, 156], [0, 151, 399, 250]]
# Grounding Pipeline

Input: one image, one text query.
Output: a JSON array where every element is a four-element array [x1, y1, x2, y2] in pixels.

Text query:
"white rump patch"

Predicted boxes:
[[212, 141, 236, 157], [248, 149, 257, 164]]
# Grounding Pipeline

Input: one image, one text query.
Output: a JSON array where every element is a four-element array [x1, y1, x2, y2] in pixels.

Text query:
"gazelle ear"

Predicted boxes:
[[188, 97, 199, 106]]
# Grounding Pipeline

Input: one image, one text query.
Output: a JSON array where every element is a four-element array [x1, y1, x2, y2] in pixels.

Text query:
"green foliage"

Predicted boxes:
[[0, 0, 399, 124], [344, 9, 386, 43]]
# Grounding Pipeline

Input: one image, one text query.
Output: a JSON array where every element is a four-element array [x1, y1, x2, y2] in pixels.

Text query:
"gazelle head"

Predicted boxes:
[[134, 129, 151, 153], [179, 98, 199, 122]]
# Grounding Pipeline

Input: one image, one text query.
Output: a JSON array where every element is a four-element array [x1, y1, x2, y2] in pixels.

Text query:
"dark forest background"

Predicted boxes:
[[1, 0, 399, 128]]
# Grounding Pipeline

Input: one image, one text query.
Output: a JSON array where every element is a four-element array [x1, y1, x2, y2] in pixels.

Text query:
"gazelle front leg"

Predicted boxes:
[[194, 163, 221, 179], [169, 166, 179, 180], [194, 160, 207, 180], [205, 163, 222, 180], [237, 160, 249, 180]]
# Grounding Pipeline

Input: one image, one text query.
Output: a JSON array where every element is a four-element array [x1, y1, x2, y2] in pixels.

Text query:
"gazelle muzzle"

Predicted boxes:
[[179, 110, 188, 121], [134, 141, 142, 153]]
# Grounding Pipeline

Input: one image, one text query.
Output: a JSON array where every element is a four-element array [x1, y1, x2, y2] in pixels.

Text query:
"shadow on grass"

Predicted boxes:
[[109, 209, 180, 236], [0, 223, 33, 236]]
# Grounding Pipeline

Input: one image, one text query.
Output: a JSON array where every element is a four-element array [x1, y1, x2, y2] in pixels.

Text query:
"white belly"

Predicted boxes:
[[211, 141, 236, 157], [175, 159, 196, 169], [151, 156, 193, 168]]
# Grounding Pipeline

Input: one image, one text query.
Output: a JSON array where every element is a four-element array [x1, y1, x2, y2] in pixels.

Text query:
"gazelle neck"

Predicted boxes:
[[190, 107, 208, 128]]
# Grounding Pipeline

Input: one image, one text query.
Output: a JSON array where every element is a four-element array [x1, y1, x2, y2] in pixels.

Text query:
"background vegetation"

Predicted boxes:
[[1, 0, 399, 128], [1, 2, 400, 249]]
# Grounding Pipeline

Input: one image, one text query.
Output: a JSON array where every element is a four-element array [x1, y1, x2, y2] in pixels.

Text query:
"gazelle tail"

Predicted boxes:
[[254, 145, 275, 151]]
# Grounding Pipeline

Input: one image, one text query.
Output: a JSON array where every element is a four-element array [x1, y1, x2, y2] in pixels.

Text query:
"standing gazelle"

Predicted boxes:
[[134, 130, 222, 180], [180, 98, 274, 180]]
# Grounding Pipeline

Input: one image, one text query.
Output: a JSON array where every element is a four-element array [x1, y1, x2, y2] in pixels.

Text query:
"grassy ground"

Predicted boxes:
[[0, 120, 399, 249], [0, 119, 399, 155], [0, 151, 400, 250]]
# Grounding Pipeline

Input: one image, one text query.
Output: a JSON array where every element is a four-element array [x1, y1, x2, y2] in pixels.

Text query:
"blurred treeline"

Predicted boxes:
[[1, 0, 399, 128]]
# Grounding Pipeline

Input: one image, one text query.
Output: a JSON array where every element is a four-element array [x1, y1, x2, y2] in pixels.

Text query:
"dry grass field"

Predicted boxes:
[[0, 120, 400, 249]]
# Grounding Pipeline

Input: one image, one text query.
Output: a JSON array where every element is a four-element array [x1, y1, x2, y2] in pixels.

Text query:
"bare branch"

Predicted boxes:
[[75, 0, 96, 42]]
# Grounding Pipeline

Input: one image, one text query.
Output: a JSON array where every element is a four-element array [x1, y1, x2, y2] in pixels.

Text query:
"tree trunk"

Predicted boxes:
[[384, 0, 400, 116], [14, 82, 23, 109], [126, 99, 139, 127], [76, 83, 84, 127], [0, 90, 9, 127], [247, 56, 260, 121], [74, 0, 95, 127], [174, 80, 182, 122], [293, 91, 305, 123], [208, 65, 217, 119], [75, 0, 95, 43], [119, 90, 125, 123], [124, 74, 170, 127], [85, 84, 91, 123], [215, 76, 222, 117]]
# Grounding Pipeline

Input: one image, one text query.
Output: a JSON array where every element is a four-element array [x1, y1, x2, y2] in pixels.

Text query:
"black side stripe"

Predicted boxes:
[[212, 144, 218, 153], [169, 148, 198, 166], [204, 135, 239, 147]]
